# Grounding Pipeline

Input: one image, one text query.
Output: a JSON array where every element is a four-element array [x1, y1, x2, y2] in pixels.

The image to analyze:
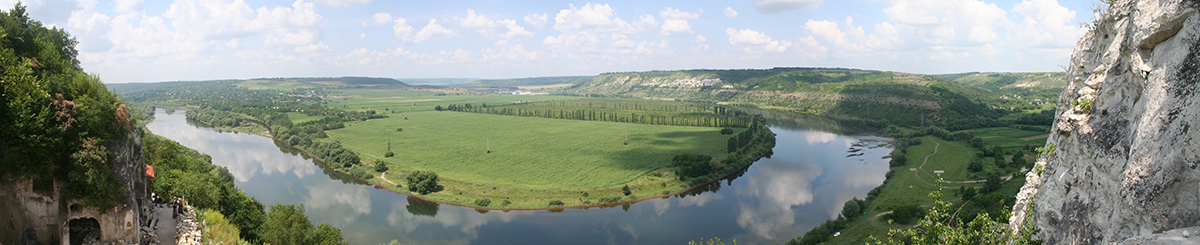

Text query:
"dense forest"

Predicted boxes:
[[0, 4, 349, 244], [0, 3, 133, 209]]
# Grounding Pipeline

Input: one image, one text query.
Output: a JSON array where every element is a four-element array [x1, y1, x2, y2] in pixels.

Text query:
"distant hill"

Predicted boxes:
[[561, 68, 1046, 129], [939, 72, 1066, 91], [450, 76, 593, 90], [109, 76, 410, 94]]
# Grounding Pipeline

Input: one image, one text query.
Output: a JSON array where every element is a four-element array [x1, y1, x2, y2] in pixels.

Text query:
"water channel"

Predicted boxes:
[[145, 109, 892, 245]]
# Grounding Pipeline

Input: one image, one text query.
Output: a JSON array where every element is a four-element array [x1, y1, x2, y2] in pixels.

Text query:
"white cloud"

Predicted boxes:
[[359, 33, 366, 39], [552, 3, 648, 34], [659, 7, 700, 36], [726, 27, 791, 53], [364, 12, 391, 26], [724, 7, 739, 18], [753, 0, 823, 14], [458, 9, 497, 29], [524, 13, 548, 29], [1009, 0, 1085, 50], [691, 34, 710, 52], [393, 18, 415, 41], [67, 9, 113, 52], [265, 28, 319, 47], [315, 0, 369, 7], [412, 19, 457, 43], [881, 0, 1006, 45], [114, 0, 143, 14], [498, 19, 534, 40]]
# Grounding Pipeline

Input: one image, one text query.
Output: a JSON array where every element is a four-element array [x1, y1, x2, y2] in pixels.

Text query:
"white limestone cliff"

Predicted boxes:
[[1010, 0, 1200, 243]]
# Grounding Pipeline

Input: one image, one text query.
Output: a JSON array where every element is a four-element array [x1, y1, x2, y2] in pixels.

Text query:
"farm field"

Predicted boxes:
[[324, 88, 583, 113], [325, 110, 742, 207], [969, 127, 1048, 151]]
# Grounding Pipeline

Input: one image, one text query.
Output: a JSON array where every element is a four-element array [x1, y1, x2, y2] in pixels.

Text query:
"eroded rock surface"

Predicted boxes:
[[1011, 0, 1200, 243]]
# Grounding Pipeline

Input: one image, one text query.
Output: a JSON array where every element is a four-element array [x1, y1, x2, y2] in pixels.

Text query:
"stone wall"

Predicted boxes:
[[1011, 0, 1200, 243]]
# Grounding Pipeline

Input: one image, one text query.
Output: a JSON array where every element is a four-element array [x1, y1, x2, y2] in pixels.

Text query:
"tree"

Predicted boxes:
[[259, 204, 314, 245], [622, 185, 631, 196], [373, 159, 389, 172], [258, 204, 347, 245], [841, 198, 864, 220], [405, 171, 441, 195], [962, 187, 977, 201], [968, 158, 984, 172]]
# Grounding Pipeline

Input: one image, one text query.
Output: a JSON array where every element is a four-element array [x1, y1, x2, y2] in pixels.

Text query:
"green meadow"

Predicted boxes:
[[325, 110, 741, 207], [969, 127, 1048, 151], [324, 88, 583, 113]]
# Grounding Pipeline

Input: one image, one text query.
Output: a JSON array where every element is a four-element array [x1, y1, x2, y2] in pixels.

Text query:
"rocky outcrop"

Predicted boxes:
[[1011, 0, 1200, 243], [0, 129, 150, 244]]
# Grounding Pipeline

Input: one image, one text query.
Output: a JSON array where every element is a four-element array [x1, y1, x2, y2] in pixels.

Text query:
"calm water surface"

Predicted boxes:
[[145, 109, 891, 245]]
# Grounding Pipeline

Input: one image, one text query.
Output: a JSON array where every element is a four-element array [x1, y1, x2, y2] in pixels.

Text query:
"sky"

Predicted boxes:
[[8, 0, 1096, 83]]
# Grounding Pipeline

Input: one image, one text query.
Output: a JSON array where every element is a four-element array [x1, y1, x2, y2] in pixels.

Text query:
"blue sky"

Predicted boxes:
[[10, 0, 1095, 83]]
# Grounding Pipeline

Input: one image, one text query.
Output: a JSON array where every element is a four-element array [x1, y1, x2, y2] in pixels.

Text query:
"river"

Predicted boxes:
[[145, 109, 891, 245]]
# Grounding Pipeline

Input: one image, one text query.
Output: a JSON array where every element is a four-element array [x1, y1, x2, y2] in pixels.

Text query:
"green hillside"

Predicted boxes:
[[563, 68, 1012, 130]]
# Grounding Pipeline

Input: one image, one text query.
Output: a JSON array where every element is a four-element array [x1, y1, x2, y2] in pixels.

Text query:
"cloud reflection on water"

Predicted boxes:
[[145, 110, 318, 182]]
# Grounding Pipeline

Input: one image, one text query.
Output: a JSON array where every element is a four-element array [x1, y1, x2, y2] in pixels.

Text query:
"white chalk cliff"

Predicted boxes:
[[1010, 0, 1200, 243]]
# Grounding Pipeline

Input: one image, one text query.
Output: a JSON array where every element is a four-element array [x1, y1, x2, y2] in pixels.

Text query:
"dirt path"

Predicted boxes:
[[154, 206, 176, 245], [380, 172, 396, 185], [910, 136, 941, 187]]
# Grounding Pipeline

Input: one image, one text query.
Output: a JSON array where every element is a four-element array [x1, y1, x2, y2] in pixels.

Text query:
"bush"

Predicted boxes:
[[598, 197, 622, 203], [840, 198, 865, 220], [500, 199, 511, 206], [581, 192, 589, 197], [384, 151, 394, 157], [548, 200, 564, 206], [474, 199, 491, 207], [373, 159, 388, 172], [672, 154, 714, 180], [968, 158, 984, 172], [886, 204, 924, 224], [622, 185, 632, 196], [889, 153, 907, 167], [405, 171, 441, 195], [348, 168, 372, 180], [720, 128, 735, 135]]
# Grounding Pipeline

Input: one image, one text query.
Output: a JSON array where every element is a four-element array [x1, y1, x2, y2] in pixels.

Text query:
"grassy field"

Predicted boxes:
[[285, 112, 322, 124], [824, 136, 1017, 244], [969, 127, 1048, 151], [325, 110, 742, 208], [323, 88, 584, 113]]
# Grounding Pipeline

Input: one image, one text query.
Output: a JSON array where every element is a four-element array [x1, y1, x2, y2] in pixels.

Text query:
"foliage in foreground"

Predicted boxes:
[[258, 204, 348, 245], [870, 179, 1038, 245]]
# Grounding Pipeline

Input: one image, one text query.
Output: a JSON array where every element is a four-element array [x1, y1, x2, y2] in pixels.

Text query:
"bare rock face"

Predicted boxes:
[[1010, 0, 1200, 243]]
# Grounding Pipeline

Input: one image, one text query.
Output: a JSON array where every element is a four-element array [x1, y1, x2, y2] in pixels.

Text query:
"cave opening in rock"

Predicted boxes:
[[67, 218, 100, 245]]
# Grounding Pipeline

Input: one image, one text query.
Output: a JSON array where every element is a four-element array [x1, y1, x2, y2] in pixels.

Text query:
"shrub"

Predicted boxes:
[[548, 200, 564, 206], [720, 128, 735, 135], [405, 171, 440, 195], [348, 168, 372, 180], [622, 185, 632, 196], [886, 204, 924, 224], [500, 199, 511, 206], [581, 192, 589, 197], [889, 153, 907, 167], [598, 197, 622, 203], [384, 151, 394, 157], [474, 199, 491, 207], [373, 159, 389, 172]]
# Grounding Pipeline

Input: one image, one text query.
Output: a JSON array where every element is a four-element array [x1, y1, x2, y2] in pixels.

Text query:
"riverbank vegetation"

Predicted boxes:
[[785, 125, 1039, 244], [143, 132, 348, 244]]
